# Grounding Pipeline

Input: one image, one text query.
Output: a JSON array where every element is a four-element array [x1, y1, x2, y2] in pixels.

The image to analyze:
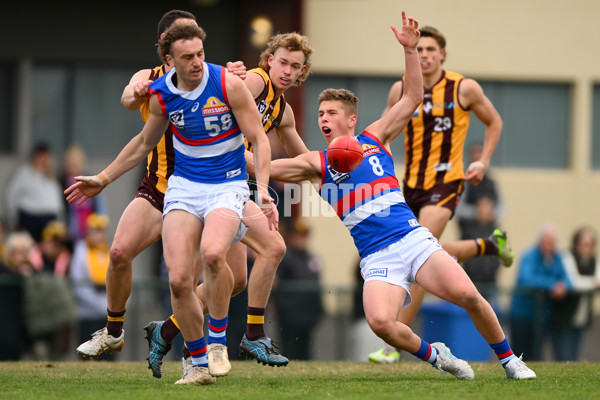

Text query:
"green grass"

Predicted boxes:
[[0, 361, 598, 400]]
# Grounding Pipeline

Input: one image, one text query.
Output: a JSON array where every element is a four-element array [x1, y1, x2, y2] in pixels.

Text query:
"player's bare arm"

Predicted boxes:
[[367, 11, 423, 149], [226, 71, 278, 229], [65, 95, 169, 205], [246, 150, 321, 187], [121, 69, 154, 110], [459, 78, 503, 184], [274, 106, 309, 157]]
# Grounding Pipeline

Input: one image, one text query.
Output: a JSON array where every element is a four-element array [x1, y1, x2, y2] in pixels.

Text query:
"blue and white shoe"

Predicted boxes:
[[144, 321, 172, 378], [239, 334, 289, 367], [431, 342, 474, 380]]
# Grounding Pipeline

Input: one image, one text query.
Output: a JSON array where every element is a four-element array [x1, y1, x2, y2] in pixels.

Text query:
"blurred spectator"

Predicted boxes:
[[70, 213, 115, 360], [30, 220, 71, 277], [61, 144, 108, 242], [458, 196, 502, 300], [550, 226, 600, 361], [456, 143, 505, 300], [0, 231, 35, 360], [509, 223, 572, 361], [4, 142, 66, 242], [0, 219, 6, 261], [24, 220, 76, 360], [273, 218, 323, 360]]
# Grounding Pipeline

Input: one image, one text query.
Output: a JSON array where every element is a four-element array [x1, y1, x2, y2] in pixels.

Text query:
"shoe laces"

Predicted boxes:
[[91, 328, 107, 341], [511, 354, 530, 371], [208, 346, 224, 362], [265, 339, 282, 355]]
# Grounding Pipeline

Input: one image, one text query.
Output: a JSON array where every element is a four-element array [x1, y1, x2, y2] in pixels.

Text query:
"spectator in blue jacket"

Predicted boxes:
[[509, 223, 571, 360]]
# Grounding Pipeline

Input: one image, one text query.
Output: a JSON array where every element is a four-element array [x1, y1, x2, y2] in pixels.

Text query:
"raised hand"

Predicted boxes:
[[391, 10, 420, 49]]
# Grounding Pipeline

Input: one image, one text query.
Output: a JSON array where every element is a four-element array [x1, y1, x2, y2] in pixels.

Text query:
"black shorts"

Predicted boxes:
[[403, 180, 464, 218], [135, 176, 165, 212]]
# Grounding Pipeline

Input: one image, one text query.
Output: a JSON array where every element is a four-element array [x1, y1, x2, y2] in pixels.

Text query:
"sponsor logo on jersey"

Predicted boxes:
[[226, 168, 242, 179], [362, 144, 381, 157], [434, 162, 452, 172], [191, 102, 200, 112], [327, 165, 350, 184], [364, 267, 388, 279], [169, 109, 185, 130], [408, 218, 419, 227], [202, 96, 231, 115], [423, 101, 457, 115]]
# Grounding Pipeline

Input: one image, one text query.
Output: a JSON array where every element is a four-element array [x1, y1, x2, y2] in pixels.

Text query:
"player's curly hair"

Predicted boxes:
[[318, 88, 359, 116], [258, 32, 313, 87], [157, 23, 207, 65]]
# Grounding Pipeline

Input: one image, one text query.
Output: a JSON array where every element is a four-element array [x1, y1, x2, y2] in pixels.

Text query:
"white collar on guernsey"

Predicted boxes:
[[165, 62, 209, 100]]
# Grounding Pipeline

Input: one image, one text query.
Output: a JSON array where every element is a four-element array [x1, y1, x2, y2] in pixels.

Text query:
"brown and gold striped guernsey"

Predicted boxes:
[[139, 64, 173, 194], [403, 70, 470, 190], [244, 67, 287, 152]]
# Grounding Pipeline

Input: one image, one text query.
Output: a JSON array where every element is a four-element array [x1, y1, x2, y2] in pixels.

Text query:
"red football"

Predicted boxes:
[[326, 135, 364, 173]]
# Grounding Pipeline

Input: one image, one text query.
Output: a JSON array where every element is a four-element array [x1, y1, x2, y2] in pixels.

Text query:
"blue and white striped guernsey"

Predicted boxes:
[[148, 62, 248, 184], [319, 131, 421, 258]]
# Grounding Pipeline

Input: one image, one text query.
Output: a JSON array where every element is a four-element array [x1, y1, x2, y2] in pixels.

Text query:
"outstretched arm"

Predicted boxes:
[[460, 79, 503, 185], [366, 11, 422, 149], [65, 95, 168, 205], [245, 150, 322, 185]]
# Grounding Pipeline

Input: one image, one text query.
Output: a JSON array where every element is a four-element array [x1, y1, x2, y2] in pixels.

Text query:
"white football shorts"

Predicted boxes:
[[359, 227, 444, 308], [163, 175, 249, 242]]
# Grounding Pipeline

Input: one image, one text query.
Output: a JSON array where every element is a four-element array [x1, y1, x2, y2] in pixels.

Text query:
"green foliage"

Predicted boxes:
[[0, 361, 598, 400]]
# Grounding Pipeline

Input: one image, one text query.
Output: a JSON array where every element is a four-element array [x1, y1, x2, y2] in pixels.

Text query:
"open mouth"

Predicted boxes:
[[322, 126, 332, 136]]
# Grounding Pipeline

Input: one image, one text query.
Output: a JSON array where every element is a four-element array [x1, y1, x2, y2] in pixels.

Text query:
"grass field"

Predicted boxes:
[[0, 360, 598, 400]]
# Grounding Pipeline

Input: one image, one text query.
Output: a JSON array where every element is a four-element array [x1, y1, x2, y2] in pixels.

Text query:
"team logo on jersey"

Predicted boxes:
[[169, 109, 185, 130], [202, 96, 230, 115], [362, 144, 381, 157], [257, 100, 267, 114], [327, 165, 351, 185]]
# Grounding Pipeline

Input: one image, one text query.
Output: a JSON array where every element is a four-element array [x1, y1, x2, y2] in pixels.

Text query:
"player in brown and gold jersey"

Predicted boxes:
[[368, 26, 510, 364]]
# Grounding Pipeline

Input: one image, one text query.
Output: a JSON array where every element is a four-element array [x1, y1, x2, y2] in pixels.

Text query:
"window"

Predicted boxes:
[[32, 64, 144, 159], [465, 81, 571, 169]]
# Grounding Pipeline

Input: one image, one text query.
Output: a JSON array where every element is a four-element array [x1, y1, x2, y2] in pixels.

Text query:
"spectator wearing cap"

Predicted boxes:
[[5, 142, 66, 242], [69, 213, 114, 360], [30, 220, 71, 277], [26, 220, 75, 360]]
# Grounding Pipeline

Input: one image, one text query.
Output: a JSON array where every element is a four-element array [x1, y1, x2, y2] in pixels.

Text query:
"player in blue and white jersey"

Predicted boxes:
[[246, 11, 535, 381], [66, 22, 277, 385]]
